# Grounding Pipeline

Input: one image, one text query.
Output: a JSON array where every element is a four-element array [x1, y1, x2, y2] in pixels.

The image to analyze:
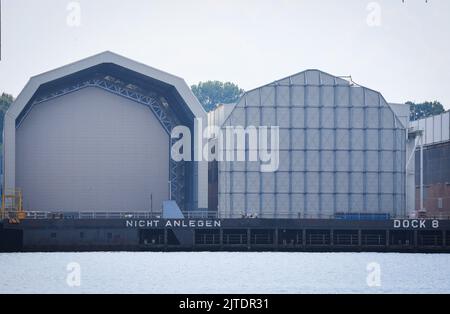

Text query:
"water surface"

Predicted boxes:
[[0, 252, 449, 293]]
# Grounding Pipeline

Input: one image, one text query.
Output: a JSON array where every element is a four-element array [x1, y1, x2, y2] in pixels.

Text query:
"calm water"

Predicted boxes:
[[0, 252, 449, 294]]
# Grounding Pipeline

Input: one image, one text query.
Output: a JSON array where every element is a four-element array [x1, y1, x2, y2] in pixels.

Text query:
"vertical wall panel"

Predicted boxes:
[[232, 194, 246, 215], [276, 172, 290, 193], [351, 87, 365, 107], [291, 86, 305, 106], [291, 194, 304, 217], [277, 194, 290, 217], [366, 194, 379, 212], [262, 194, 275, 216], [260, 86, 275, 107], [306, 108, 320, 128], [276, 86, 290, 107], [367, 129, 379, 150], [247, 172, 260, 193], [321, 194, 335, 217], [321, 129, 334, 149], [336, 151, 349, 172], [291, 151, 305, 171], [278, 151, 290, 171], [335, 86, 349, 107], [247, 194, 260, 215], [306, 172, 319, 193], [322, 86, 335, 107], [291, 130, 305, 149], [321, 173, 334, 193], [291, 108, 305, 127], [306, 194, 319, 214], [352, 108, 365, 128], [291, 172, 305, 193], [247, 107, 260, 126], [351, 130, 364, 150], [443, 112, 450, 141], [218, 71, 406, 218], [336, 194, 349, 212], [351, 194, 364, 212], [277, 108, 291, 127], [262, 108, 276, 126], [321, 151, 334, 172], [261, 172, 275, 193]]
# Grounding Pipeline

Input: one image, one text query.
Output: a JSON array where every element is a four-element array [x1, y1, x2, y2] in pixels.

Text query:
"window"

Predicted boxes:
[[438, 198, 443, 209]]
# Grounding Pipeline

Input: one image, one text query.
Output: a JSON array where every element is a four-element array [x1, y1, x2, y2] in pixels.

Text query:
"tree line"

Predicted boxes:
[[0, 85, 447, 145], [0, 93, 14, 149], [190, 82, 447, 120]]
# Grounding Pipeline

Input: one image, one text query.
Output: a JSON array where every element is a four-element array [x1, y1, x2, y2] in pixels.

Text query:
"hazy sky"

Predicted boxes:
[[1, 0, 449, 109]]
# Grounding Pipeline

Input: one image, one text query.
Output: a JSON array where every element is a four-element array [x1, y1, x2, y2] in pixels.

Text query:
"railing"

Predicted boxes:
[[13, 211, 219, 220], [183, 211, 218, 219], [23, 211, 163, 220], [4, 210, 449, 221]]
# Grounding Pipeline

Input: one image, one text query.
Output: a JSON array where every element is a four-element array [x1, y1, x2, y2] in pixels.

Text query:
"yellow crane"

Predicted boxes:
[[1, 189, 26, 223]]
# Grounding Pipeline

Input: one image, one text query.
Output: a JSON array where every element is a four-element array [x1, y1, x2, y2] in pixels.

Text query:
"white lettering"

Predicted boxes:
[[366, 2, 382, 27], [366, 262, 381, 287], [171, 126, 192, 162], [66, 2, 81, 27], [432, 220, 439, 229], [66, 262, 81, 287], [259, 126, 280, 172]]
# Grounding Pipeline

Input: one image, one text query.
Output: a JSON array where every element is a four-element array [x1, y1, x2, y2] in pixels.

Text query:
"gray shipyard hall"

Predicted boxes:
[[1, 51, 450, 252]]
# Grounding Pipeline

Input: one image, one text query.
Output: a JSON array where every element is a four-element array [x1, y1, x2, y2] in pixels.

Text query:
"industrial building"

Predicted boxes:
[[1, 54, 417, 220], [3, 53, 450, 253], [410, 111, 450, 218], [2, 51, 208, 214], [215, 70, 413, 219]]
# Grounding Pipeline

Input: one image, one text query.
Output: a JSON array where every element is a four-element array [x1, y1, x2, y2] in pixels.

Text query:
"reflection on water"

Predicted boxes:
[[0, 252, 449, 294]]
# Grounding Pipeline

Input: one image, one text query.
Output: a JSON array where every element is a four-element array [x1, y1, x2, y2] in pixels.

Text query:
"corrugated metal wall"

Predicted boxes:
[[410, 111, 450, 146], [218, 70, 407, 219]]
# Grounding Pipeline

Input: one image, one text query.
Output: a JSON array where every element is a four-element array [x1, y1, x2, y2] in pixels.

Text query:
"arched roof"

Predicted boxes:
[[6, 51, 206, 121]]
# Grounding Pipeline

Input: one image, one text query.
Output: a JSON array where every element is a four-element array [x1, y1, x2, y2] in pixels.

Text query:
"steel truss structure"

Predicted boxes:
[[17, 78, 186, 209]]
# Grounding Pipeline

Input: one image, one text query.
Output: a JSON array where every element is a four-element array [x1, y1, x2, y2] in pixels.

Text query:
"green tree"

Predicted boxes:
[[0, 93, 14, 145], [191, 81, 244, 112], [408, 101, 445, 121]]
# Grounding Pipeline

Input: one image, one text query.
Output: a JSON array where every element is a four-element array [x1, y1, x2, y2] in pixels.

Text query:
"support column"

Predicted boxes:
[[247, 229, 251, 250], [443, 230, 447, 248], [302, 230, 307, 247], [274, 229, 279, 250], [414, 230, 418, 248], [386, 230, 390, 247], [330, 230, 334, 246], [219, 229, 224, 249], [420, 136, 424, 212], [358, 229, 362, 248], [164, 229, 168, 250]]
